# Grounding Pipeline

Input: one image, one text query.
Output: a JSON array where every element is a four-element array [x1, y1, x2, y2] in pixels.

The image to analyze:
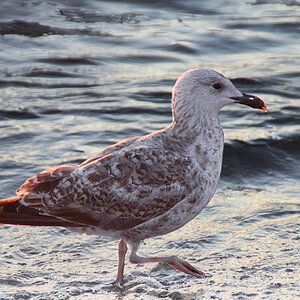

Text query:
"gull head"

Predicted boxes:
[[172, 68, 267, 123]]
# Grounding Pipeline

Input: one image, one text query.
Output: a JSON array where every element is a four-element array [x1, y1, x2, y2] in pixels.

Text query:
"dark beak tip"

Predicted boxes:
[[232, 93, 267, 112]]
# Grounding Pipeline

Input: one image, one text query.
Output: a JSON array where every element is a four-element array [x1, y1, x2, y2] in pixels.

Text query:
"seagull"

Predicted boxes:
[[0, 68, 267, 284]]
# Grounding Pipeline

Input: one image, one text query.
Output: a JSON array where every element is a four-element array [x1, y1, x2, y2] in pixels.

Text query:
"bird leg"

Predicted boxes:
[[129, 244, 205, 278], [114, 239, 128, 285]]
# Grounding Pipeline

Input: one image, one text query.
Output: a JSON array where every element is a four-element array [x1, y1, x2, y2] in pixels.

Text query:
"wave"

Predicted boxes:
[[0, 20, 113, 38], [222, 134, 300, 182]]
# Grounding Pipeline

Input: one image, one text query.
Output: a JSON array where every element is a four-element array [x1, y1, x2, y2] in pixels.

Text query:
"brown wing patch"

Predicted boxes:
[[48, 145, 192, 222], [50, 208, 145, 230], [12, 134, 193, 230], [16, 165, 76, 195]]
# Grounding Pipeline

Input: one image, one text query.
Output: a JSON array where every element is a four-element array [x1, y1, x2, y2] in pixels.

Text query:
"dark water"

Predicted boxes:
[[0, 0, 299, 299]]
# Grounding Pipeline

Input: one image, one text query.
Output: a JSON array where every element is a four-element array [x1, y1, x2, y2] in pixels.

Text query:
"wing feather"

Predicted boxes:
[[47, 145, 192, 221], [11, 136, 193, 231]]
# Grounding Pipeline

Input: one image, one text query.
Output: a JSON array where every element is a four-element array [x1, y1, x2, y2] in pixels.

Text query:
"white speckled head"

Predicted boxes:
[[171, 68, 242, 123]]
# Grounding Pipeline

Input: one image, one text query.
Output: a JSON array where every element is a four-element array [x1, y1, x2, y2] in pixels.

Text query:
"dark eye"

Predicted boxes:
[[213, 83, 222, 90]]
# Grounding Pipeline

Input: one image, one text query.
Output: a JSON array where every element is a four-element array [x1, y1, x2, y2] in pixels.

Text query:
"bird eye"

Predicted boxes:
[[213, 83, 222, 90]]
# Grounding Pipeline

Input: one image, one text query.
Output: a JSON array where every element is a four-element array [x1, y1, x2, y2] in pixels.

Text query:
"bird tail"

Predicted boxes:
[[0, 196, 22, 225], [0, 165, 80, 227], [0, 196, 77, 227]]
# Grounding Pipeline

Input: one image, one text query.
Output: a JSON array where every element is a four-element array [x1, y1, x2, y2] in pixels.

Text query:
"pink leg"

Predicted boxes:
[[114, 240, 128, 285], [129, 245, 205, 278]]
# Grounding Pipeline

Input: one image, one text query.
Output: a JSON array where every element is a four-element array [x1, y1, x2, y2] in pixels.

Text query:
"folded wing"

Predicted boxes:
[[1, 140, 192, 231]]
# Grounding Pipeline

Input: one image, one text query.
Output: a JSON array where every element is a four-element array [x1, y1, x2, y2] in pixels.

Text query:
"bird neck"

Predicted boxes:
[[169, 109, 224, 167], [171, 108, 221, 138]]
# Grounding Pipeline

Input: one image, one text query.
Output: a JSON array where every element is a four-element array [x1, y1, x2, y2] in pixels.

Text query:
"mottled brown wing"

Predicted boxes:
[[32, 144, 192, 229], [17, 138, 192, 230]]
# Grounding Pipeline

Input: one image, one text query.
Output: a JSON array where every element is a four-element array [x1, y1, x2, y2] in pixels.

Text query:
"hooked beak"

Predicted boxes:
[[231, 93, 267, 112]]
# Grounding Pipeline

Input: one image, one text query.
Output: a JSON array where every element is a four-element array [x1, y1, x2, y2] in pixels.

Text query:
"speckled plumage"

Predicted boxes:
[[0, 68, 267, 283]]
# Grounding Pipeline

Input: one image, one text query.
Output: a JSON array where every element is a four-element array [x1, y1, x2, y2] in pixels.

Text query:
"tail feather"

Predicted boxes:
[[0, 196, 22, 214], [0, 165, 79, 227], [0, 196, 80, 227], [0, 196, 22, 204]]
